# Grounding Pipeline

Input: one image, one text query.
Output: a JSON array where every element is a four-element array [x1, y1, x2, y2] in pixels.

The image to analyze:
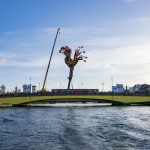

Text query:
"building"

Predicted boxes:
[[32, 86, 37, 93], [0, 85, 6, 95], [14, 86, 18, 93], [27, 84, 32, 93], [22, 84, 36, 93], [14, 86, 21, 93], [23, 84, 28, 93], [129, 84, 150, 93], [129, 87, 134, 93], [112, 84, 125, 93], [52, 89, 99, 94], [129, 84, 141, 93], [134, 84, 141, 92]]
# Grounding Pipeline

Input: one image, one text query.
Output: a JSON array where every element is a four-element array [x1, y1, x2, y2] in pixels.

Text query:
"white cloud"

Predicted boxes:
[[0, 57, 7, 66]]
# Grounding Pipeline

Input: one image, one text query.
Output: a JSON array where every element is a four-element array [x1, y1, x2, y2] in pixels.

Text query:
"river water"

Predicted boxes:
[[0, 104, 150, 150]]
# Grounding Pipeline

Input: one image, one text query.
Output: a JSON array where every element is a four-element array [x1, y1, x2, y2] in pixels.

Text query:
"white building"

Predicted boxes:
[[112, 86, 117, 93], [112, 84, 125, 93], [32, 86, 36, 93], [27, 84, 32, 93], [23, 84, 28, 93], [23, 84, 36, 93], [129, 87, 134, 93], [134, 84, 141, 92]]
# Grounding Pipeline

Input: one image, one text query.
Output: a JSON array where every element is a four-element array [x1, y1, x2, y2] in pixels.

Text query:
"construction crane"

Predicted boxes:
[[42, 28, 60, 92]]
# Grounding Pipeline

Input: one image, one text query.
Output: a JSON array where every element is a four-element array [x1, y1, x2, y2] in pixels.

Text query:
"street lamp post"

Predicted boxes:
[[60, 83, 61, 89], [111, 76, 113, 100], [29, 77, 32, 100], [39, 83, 40, 91], [102, 82, 104, 92]]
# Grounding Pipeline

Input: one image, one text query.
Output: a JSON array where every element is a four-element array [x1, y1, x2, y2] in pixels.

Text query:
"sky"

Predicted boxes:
[[0, 0, 150, 92]]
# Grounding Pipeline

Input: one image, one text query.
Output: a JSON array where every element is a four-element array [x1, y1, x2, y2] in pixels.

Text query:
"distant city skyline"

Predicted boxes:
[[0, 0, 150, 92]]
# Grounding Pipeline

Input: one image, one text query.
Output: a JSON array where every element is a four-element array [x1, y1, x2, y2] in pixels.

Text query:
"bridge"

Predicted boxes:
[[0, 95, 150, 106]]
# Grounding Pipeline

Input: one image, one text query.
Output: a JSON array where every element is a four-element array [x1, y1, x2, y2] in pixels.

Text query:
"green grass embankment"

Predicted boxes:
[[0, 95, 150, 105]]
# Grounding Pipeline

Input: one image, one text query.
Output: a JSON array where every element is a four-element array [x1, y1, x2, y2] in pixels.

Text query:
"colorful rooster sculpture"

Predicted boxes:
[[59, 46, 87, 89]]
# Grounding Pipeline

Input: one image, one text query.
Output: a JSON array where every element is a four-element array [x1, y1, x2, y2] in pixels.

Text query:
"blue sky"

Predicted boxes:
[[0, 0, 150, 92]]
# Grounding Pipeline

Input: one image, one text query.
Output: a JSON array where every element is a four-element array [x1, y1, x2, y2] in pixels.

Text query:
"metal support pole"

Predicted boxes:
[[68, 67, 74, 89], [42, 28, 60, 92]]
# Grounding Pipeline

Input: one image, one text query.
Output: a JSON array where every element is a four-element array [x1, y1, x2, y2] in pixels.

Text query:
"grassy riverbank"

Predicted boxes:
[[0, 95, 150, 105]]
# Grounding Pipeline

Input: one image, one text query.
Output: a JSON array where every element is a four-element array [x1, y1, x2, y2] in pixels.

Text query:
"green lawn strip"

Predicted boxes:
[[0, 95, 108, 104], [0, 96, 51, 104], [113, 96, 150, 103], [0, 95, 150, 104], [55, 95, 150, 103]]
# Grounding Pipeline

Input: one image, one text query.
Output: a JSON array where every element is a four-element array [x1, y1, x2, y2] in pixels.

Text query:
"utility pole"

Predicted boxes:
[[39, 83, 40, 91]]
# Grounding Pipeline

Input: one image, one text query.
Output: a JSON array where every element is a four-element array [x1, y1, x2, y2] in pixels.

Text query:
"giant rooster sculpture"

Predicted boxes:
[[59, 46, 87, 89]]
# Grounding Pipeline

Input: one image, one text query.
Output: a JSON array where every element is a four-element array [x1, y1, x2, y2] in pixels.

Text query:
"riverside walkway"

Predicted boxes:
[[0, 95, 150, 106]]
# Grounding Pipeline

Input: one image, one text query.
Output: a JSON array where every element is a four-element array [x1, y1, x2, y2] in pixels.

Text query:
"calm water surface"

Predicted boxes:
[[0, 104, 150, 150]]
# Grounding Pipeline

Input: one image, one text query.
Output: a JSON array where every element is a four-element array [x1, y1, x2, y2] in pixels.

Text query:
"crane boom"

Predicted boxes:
[[42, 28, 60, 92]]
